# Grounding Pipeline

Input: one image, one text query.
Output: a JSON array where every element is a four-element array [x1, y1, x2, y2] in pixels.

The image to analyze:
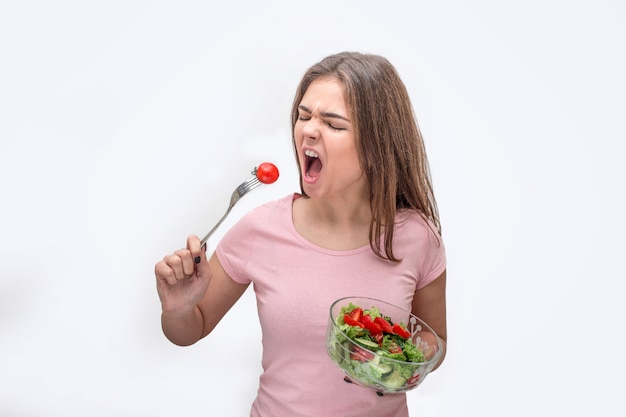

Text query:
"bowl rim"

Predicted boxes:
[[328, 295, 444, 367]]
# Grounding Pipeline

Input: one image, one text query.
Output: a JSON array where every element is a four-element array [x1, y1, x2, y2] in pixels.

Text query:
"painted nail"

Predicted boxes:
[[194, 256, 201, 264]]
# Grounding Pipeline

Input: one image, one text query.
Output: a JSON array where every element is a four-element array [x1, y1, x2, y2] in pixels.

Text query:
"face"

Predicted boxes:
[[294, 77, 368, 201]]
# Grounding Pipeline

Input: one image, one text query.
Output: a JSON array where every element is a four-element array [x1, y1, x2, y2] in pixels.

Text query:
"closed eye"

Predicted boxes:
[[327, 123, 346, 131], [297, 105, 350, 131]]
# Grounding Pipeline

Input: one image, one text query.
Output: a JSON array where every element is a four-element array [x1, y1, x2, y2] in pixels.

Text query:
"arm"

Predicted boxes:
[[195, 251, 249, 338], [156, 235, 249, 346], [411, 269, 447, 371]]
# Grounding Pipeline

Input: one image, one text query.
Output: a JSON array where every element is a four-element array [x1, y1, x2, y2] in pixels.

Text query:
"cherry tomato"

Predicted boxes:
[[254, 162, 279, 184]]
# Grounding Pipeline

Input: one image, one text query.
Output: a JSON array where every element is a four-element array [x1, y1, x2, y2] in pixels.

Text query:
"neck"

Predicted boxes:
[[292, 192, 373, 251], [305, 196, 371, 228]]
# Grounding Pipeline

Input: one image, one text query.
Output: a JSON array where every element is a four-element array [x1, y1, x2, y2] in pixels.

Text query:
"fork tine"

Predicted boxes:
[[201, 174, 264, 246], [237, 177, 261, 195]]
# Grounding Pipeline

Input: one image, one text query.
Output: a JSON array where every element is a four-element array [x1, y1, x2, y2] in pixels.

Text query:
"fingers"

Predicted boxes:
[[155, 259, 177, 286], [155, 250, 196, 286], [343, 376, 383, 396], [155, 235, 209, 286]]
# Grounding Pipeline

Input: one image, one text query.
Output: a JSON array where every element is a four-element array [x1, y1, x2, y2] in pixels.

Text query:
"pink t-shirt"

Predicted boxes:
[[216, 194, 446, 417]]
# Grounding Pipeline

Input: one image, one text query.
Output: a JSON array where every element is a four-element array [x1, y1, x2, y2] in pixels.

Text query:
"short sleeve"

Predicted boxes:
[[417, 227, 446, 289], [215, 213, 257, 285]]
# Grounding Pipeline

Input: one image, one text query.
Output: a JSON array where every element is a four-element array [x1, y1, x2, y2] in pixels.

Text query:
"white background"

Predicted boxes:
[[1, 1, 625, 416]]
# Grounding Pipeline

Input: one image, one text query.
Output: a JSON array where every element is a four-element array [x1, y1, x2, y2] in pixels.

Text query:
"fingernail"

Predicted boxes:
[[194, 256, 201, 264]]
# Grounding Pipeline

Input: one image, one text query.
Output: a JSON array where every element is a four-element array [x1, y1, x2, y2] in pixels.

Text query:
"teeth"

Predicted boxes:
[[304, 149, 319, 158]]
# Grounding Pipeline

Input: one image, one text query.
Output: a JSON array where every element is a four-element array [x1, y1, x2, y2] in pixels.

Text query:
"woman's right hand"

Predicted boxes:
[[154, 235, 211, 314]]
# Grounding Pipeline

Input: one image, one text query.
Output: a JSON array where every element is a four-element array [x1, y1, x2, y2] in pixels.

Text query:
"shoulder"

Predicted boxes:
[[396, 210, 441, 238], [394, 210, 446, 284], [227, 193, 296, 234], [216, 193, 297, 276], [393, 209, 445, 254], [241, 193, 296, 222]]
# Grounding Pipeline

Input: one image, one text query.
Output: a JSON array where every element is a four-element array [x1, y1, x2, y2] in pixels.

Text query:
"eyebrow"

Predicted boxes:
[[298, 105, 351, 122]]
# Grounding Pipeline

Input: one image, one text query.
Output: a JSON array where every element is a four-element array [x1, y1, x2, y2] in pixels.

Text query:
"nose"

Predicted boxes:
[[299, 118, 321, 140]]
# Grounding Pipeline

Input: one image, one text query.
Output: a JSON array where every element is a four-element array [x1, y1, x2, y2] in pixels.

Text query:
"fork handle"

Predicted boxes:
[[199, 205, 235, 248], [198, 174, 261, 248]]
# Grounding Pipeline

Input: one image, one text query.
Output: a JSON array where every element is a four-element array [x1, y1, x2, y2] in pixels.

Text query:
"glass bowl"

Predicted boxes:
[[326, 296, 443, 394]]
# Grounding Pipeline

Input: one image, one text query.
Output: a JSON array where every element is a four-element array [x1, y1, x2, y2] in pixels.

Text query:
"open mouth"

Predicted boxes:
[[304, 149, 322, 179]]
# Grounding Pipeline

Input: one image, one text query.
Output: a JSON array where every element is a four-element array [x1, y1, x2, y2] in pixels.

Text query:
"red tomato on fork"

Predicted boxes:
[[254, 162, 280, 184]]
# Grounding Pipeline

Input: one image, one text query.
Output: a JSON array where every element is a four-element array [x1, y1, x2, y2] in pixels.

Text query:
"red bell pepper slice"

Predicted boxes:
[[348, 307, 363, 322], [392, 324, 411, 339], [407, 374, 421, 384], [350, 346, 375, 361], [360, 314, 383, 336], [374, 317, 395, 334], [344, 314, 364, 328]]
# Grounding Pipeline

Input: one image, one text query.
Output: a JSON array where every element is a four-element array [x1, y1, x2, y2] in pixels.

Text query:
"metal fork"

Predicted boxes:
[[199, 175, 262, 247]]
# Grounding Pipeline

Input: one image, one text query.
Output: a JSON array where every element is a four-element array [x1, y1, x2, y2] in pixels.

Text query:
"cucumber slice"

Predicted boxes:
[[369, 362, 393, 377], [354, 337, 379, 349], [371, 350, 387, 365], [383, 369, 407, 389]]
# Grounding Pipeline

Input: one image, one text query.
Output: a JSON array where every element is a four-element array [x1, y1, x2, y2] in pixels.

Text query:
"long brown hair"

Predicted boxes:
[[291, 52, 441, 261]]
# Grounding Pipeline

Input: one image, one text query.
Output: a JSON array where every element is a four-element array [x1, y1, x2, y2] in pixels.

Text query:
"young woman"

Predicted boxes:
[[155, 51, 447, 417]]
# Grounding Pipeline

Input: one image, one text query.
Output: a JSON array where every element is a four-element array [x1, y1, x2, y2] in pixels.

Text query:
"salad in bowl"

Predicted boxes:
[[326, 296, 443, 394]]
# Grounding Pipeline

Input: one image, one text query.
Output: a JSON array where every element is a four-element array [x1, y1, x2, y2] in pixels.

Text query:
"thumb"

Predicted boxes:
[[187, 234, 210, 277], [194, 248, 211, 280], [193, 242, 208, 261]]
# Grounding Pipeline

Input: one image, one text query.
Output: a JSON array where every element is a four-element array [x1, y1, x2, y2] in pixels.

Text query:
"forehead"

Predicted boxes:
[[300, 77, 347, 109]]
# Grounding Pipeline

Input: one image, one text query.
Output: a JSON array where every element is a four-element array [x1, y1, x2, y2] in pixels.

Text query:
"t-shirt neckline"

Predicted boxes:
[[287, 193, 373, 256]]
